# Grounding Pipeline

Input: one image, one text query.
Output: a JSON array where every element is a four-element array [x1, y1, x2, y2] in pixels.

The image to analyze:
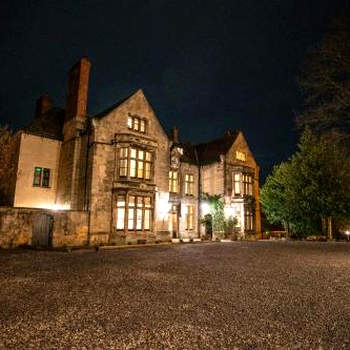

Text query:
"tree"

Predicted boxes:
[[261, 130, 350, 238], [0, 126, 16, 205], [201, 193, 225, 238], [298, 16, 350, 139]]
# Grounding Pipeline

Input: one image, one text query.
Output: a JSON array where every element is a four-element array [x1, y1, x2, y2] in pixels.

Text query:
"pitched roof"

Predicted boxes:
[[22, 107, 65, 140], [195, 130, 239, 164], [175, 130, 240, 165], [93, 90, 138, 119]]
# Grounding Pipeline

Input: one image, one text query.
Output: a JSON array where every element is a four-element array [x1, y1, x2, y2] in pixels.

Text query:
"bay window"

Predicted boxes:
[[118, 147, 152, 180], [116, 194, 153, 231]]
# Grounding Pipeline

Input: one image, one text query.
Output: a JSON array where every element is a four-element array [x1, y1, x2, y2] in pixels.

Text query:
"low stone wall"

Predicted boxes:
[[0, 207, 88, 248]]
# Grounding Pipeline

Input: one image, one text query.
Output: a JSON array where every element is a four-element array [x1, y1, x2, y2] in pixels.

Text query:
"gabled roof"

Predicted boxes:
[[195, 129, 239, 165], [22, 107, 65, 141], [175, 130, 240, 165], [93, 90, 138, 119]]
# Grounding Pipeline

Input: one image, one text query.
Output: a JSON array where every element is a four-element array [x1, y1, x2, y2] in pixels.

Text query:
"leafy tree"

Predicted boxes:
[[201, 193, 225, 237], [298, 16, 350, 139], [261, 130, 350, 238]]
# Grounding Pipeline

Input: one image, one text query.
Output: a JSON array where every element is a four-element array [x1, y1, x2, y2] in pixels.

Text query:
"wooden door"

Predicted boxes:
[[32, 214, 53, 247]]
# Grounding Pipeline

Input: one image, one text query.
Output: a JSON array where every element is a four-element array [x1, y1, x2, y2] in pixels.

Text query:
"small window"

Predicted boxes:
[[42, 169, 50, 187], [127, 115, 147, 133], [233, 173, 241, 195], [33, 167, 42, 186], [236, 151, 246, 162], [33, 167, 50, 187]]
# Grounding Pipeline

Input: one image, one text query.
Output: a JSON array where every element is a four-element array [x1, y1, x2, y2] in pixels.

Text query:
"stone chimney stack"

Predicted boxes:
[[172, 126, 179, 143], [65, 56, 91, 122], [35, 94, 53, 118]]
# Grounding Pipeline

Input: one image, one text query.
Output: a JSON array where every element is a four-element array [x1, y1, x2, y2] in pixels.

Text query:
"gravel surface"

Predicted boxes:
[[0, 241, 350, 349]]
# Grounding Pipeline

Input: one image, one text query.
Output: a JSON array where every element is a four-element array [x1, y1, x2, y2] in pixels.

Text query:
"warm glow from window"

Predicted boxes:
[[169, 171, 178, 193], [236, 151, 246, 162], [186, 205, 194, 230], [116, 195, 152, 231], [127, 115, 147, 133], [119, 147, 152, 180], [185, 174, 194, 195]]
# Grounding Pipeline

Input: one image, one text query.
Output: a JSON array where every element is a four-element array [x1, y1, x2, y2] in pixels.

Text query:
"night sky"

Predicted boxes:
[[1, 0, 349, 182]]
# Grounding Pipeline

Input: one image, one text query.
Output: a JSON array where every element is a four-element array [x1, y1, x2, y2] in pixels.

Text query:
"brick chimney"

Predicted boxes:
[[35, 94, 53, 118], [172, 126, 179, 143], [65, 57, 91, 122]]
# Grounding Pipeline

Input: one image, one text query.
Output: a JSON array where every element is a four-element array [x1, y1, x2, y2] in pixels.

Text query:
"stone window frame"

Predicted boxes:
[[127, 115, 147, 134], [117, 146, 153, 182], [115, 192, 154, 232], [184, 173, 194, 196], [33, 167, 51, 188]]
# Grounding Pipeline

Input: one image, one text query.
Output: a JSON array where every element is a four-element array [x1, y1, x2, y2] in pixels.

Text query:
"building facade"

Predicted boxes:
[[7, 57, 261, 246]]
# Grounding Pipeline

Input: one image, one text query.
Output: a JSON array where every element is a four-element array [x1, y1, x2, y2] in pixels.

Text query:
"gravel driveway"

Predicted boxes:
[[0, 241, 349, 349]]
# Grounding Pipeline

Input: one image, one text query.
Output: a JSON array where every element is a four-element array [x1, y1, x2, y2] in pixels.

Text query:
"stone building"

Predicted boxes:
[[2, 57, 261, 247]]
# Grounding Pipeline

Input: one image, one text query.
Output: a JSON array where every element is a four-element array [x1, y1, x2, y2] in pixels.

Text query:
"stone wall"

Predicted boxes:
[[0, 207, 88, 248]]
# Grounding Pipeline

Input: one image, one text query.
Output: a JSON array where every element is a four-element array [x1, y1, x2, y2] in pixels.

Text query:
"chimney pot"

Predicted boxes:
[[35, 94, 53, 118], [172, 126, 179, 143]]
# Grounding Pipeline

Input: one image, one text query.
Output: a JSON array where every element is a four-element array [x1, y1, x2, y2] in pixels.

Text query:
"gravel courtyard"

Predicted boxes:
[[0, 241, 349, 349]]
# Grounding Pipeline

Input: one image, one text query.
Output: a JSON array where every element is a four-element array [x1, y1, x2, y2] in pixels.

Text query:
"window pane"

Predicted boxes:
[[137, 160, 144, 178], [144, 197, 151, 208], [128, 196, 135, 207], [138, 150, 144, 160], [137, 197, 143, 207], [42, 168, 50, 187], [117, 195, 125, 207], [130, 148, 137, 158], [33, 167, 42, 186], [128, 117, 133, 129], [136, 209, 142, 230], [144, 209, 151, 230], [120, 159, 128, 176], [145, 152, 151, 161], [128, 208, 134, 229], [145, 163, 151, 180], [130, 159, 136, 177], [140, 120, 145, 132], [120, 147, 128, 158], [116, 208, 125, 229], [134, 118, 139, 131]]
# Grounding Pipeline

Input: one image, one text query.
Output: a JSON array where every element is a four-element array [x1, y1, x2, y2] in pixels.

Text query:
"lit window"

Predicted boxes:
[[169, 171, 178, 193], [233, 173, 241, 195], [243, 174, 253, 196], [127, 117, 133, 129], [119, 148, 128, 177], [116, 195, 152, 231], [33, 167, 50, 187], [127, 116, 147, 133], [118, 147, 152, 180], [236, 151, 246, 162], [116, 195, 126, 229], [185, 174, 194, 195], [140, 119, 146, 133], [186, 205, 194, 230]]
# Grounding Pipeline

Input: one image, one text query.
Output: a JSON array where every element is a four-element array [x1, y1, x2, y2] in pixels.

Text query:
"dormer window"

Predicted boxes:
[[128, 115, 147, 133]]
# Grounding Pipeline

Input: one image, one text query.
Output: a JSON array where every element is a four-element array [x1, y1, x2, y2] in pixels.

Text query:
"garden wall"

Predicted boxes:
[[0, 207, 88, 248]]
